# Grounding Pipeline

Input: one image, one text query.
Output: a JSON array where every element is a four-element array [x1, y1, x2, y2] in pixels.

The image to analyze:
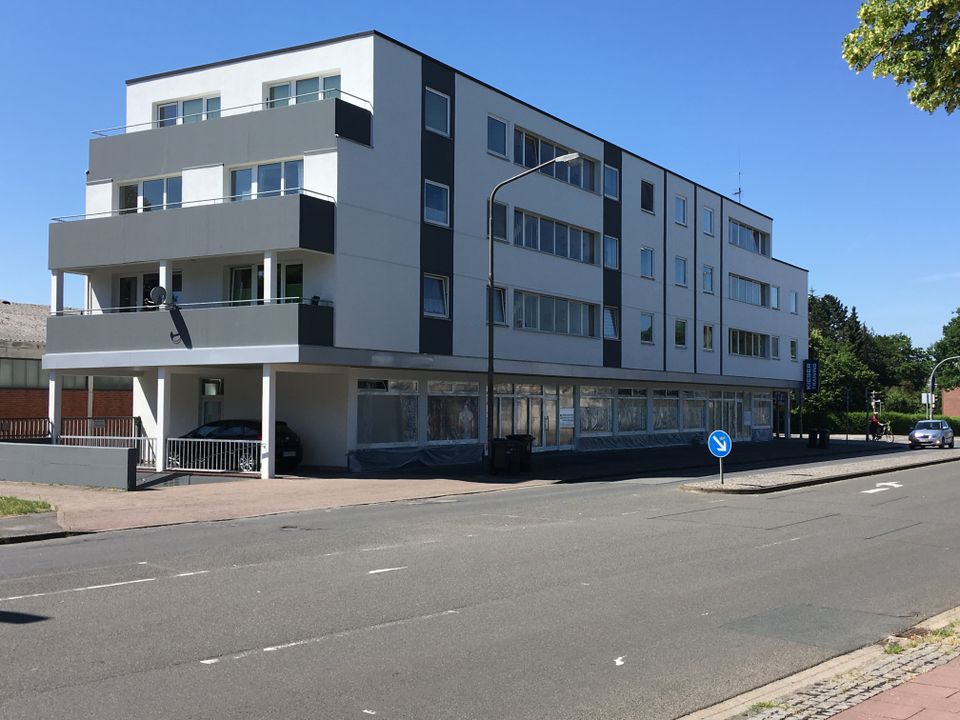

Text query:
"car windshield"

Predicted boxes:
[[915, 421, 940, 430]]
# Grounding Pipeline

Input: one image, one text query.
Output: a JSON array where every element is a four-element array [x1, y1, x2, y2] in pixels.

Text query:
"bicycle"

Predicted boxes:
[[871, 423, 895, 443]]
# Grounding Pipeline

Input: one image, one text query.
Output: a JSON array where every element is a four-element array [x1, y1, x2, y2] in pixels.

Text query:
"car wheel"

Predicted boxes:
[[940, 438, 946, 448], [237, 448, 258, 473], [951, 439, 956, 449], [908, 443, 917, 450], [167, 454, 182, 469]]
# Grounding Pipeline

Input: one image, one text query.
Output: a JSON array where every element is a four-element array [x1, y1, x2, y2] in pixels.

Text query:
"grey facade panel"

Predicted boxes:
[[49, 194, 334, 270], [0, 443, 136, 490], [88, 99, 372, 183], [47, 303, 333, 354]]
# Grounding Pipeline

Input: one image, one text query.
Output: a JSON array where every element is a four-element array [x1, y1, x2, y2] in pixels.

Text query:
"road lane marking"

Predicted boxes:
[[754, 536, 806, 550], [363, 710, 377, 715], [174, 571, 210, 577], [0, 570, 211, 603], [367, 566, 408, 575], [199, 658, 220, 665], [360, 544, 402, 553], [862, 481, 904, 494], [614, 656, 625, 666]]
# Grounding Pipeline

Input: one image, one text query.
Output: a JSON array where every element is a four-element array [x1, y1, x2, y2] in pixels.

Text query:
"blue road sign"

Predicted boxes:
[[707, 430, 732, 459]]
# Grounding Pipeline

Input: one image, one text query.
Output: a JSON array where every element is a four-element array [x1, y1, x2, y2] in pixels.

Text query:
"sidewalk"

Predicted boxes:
[[0, 437, 956, 541]]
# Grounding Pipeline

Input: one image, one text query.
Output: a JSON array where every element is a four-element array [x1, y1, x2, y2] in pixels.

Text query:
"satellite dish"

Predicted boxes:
[[148, 286, 167, 305]]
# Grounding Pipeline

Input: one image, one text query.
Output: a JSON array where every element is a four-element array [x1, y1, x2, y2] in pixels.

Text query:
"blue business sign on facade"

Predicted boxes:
[[803, 359, 820, 393]]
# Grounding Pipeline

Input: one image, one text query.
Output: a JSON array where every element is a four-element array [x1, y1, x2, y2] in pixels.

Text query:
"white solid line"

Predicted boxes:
[[367, 566, 408, 575], [0, 577, 157, 602]]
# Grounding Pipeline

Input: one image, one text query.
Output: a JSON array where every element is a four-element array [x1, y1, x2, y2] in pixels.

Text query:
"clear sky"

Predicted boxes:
[[1, 0, 956, 347]]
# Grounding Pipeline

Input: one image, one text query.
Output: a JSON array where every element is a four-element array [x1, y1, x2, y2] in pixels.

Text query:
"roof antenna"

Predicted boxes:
[[733, 153, 742, 203]]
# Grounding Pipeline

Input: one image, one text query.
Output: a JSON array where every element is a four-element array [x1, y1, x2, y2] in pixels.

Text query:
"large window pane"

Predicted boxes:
[[165, 176, 182, 209], [357, 394, 418, 445], [424, 88, 449, 135], [641, 247, 654, 277], [142, 179, 164, 212], [583, 232, 596, 264], [296, 77, 320, 103], [618, 398, 647, 432], [268, 83, 290, 108], [182, 98, 203, 124], [428, 395, 478, 441], [523, 293, 538, 329], [640, 313, 654, 343], [513, 210, 524, 245], [157, 103, 178, 127], [539, 296, 555, 332], [283, 160, 303, 195], [539, 142, 555, 176], [205, 96, 221, 120], [569, 302, 583, 335], [641, 180, 655, 212], [322, 75, 341, 100], [539, 219, 555, 254], [523, 133, 538, 168], [492, 202, 507, 241], [487, 116, 507, 156], [580, 394, 612, 433], [603, 235, 619, 269], [568, 228, 582, 261], [524, 213, 538, 249], [424, 182, 449, 225], [119, 184, 138, 214], [422, 275, 448, 317], [555, 299, 568, 334], [603, 307, 619, 339], [231, 168, 253, 201], [257, 163, 282, 198], [555, 224, 568, 257], [284, 264, 303, 302], [582, 159, 595, 192]]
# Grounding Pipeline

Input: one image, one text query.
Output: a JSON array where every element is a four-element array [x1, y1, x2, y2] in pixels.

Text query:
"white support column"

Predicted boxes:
[[262, 251, 276, 304], [50, 271, 64, 315], [156, 368, 171, 472], [261, 364, 277, 479], [159, 261, 171, 308], [785, 391, 793, 440], [48, 371, 62, 442]]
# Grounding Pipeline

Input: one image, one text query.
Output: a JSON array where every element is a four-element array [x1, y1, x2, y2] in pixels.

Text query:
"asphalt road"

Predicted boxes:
[[3, 461, 960, 719]]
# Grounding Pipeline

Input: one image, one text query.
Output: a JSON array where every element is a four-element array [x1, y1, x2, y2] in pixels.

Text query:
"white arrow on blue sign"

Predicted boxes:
[[707, 430, 732, 459]]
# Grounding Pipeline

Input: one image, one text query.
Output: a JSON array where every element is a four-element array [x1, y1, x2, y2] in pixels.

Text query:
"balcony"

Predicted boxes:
[[49, 192, 335, 270], [45, 302, 333, 358], [86, 97, 371, 183]]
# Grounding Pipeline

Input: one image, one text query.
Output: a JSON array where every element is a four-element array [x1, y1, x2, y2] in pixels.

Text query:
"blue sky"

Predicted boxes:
[[1, 0, 956, 347]]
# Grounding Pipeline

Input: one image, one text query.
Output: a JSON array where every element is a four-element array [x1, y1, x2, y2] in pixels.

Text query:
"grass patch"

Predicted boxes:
[[883, 641, 906, 654], [748, 701, 782, 713], [0, 496, 52, 517]]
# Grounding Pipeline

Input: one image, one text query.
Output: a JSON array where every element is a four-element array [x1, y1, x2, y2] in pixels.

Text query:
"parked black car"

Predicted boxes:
[[168, 420, 303, 472]]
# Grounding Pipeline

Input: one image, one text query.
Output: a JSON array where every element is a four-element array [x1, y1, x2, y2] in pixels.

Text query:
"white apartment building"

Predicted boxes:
[[44, 30, 808, 476]]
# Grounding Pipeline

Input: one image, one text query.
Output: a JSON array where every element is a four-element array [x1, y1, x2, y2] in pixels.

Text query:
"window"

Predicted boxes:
[[487, 286, 506, 325], [514, 290, 596, 337], [513, 127, 595, 191], [424, 88, 450, 136], [603, 235, 619, 269], [155, 96, 221, 127], [703, 324, 714, 351], [268, 83, 291, 108], [428, 381, 479, 442], [267, 75, 339, 107], [675, 319, 687, 347], [675, 195, 687, 225], [640, 312, 654, 343], [703, 207, 714, 235], [617, 388, 647, 433], [675, 256, 687, 286], [729, 274, 774, 307], [790, 339, 799, 361], [653, 390, 680, 431], [423, 275, 449, 318], [492, 201, 507, 241], [703, 265, 714, 293], [231, 160, 302, 201], [603, 306, 620, 339], [296, 77, 320, 103], [770, 285, 780, 310], [790, 291, 799, 314], [322, 75, 341, 100], [604, 165, 620, 200], [682, 391, 707, 430], [423, 180, 450, 226], [640, 247, 654, 278], [120, 177, 182, 213], [729, 328, 770, 358], [513, 209, 595, 264], [119, 184, 139, 215], [728, 219, 771, 256], [356, 379, 419, 446], [487, 116, 507, 157], [771, 336, 780, 359], [580, 386, 614, 434], [640, 180, 655, 213]]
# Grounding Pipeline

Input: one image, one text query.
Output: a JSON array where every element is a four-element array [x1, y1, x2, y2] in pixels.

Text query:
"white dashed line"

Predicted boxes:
[[367, 566, 408, 575], [174, 571, 210, 577], [0, 577, 157, 602], [614, 656, 625, 666]]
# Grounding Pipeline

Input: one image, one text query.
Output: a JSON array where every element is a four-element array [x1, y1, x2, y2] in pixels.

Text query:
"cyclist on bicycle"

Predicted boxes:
[[870, 413, 886, 440]]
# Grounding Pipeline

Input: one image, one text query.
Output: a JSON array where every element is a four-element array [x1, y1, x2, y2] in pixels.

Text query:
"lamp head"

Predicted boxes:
[[554, 152, 581, 164]]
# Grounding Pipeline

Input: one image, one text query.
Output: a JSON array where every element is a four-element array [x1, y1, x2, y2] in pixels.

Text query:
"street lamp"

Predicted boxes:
[[927, 356, 960, 419], [486, 151, 581, 472]]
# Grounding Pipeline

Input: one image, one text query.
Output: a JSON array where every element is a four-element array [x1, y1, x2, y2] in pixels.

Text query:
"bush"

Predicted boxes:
[[792, 410, 960, 435]]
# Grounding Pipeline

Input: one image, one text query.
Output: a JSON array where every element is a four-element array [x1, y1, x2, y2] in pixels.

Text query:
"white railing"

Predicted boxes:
[[59, 435, 156, 468], [61, 416, 142, 437], [51, 296, 332, 317], [0, 417, 52, 440], [91, 88, 371, 136], [166, 438, 262, 474], [51, 188, 335, 222]]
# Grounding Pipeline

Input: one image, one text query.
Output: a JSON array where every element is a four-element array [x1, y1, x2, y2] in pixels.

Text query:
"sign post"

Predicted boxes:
[[707, 429, 733, 485]]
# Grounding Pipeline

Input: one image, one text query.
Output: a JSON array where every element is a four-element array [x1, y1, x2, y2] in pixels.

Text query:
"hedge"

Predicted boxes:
[[791, 411, 960, 435]]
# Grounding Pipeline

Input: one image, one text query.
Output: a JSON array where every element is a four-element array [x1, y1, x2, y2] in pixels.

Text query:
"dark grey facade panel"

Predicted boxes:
[[47, 303, 332, 354], [602, 143, 622, 369], [419, 56, 455, 357], [88, 99, 371, 183], [49, 194, 334, 270]]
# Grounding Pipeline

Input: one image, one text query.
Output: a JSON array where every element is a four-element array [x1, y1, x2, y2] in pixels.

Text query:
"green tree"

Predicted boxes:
[[843, 0, 960, 114], [805, 330, 878, 414], [929, 307, 960, 390], [808, 293, 848, 342]]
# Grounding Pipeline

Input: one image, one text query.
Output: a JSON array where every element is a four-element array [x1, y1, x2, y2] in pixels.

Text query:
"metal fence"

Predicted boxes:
[[165, 438, 262, 474], [61, 416, 143, 438], [58, 435, 156, 468], [0, 418, 53, 440]]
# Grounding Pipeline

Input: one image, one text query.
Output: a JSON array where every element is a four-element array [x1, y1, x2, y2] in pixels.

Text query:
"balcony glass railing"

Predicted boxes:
[[51, 297, 333, 317], [51, 188, 334, 223], [91, 88, 370, 137]]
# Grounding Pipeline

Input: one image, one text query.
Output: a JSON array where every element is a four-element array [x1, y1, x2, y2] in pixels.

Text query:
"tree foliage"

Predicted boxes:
[[929, 308, 960, 389], [842, 0, 960, 114]]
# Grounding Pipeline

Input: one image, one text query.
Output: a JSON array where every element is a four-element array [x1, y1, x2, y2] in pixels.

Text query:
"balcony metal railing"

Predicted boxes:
[[166, 438, 261, 474], [51, 188, 335, 223], [0, 417, 52, 440], [61, 416, 143, 438], [91, 89, 371, 137], [51, 296, 332, 317], [59, 435, 157, 468]]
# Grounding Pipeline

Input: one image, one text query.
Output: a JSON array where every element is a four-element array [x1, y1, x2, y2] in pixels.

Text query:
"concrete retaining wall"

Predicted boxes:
[[0, 443, 137, 490]]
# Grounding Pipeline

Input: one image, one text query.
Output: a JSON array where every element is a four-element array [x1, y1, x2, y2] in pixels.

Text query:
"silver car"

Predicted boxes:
[[908, 420, 955, 449]]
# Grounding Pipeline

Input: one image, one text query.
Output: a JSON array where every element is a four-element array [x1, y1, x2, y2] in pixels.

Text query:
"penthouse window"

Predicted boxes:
[[119, 175, 182, 214], [729, 328, 770, 358], [230, 160, 303, 201], [729, 274, 774, 308], [513, 128, 596, 192], [729, 219, 770, 256], [513, 290, 597, 337], [267, 74, 340, 107], [513, 209, 596, 264], [156, 96, 220, 127]]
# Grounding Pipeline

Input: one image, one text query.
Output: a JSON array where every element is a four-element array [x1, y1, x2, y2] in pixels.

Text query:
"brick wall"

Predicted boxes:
[[943, 389, 960, 417], [0, 388, 132, 419]]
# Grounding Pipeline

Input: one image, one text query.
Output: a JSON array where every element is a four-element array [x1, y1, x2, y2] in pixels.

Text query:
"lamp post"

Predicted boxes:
[[927, 356, 960, 419], [486, 152, 581, 472]]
